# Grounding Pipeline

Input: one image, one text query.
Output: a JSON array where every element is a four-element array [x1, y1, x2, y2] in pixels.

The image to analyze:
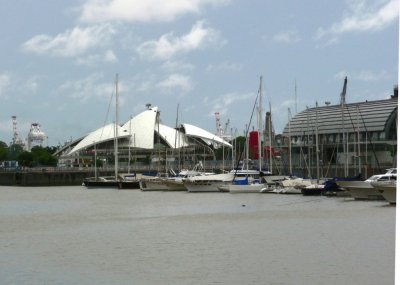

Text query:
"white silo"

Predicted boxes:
[[27, 123, 46, 151]]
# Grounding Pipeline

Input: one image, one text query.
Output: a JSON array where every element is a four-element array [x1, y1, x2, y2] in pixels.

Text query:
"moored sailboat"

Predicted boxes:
[[84, 74, 121, 188]]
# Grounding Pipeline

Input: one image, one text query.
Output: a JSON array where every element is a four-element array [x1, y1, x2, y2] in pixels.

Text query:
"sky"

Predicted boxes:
[[0, 0, 398, 147]]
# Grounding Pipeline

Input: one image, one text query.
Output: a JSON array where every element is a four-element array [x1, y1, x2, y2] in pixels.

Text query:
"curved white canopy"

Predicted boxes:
[[69, 123, 126, 154], [121, 106, 158, 149], [157, 123, 188, 148], [65, 106, 231, 155], [181, 123, 232, 148]]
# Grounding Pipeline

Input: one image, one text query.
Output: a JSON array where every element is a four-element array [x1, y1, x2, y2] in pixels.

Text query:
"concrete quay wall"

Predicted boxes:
[[0, 170, 114, 186]]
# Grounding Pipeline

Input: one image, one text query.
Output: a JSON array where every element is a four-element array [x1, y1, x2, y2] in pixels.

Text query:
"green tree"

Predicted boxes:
[[18, 151, 35, 167], [8, 144, 24, 160], [31, 146, 58, 166], [0, 142, 8, 161], [0, 141, 8, 148]]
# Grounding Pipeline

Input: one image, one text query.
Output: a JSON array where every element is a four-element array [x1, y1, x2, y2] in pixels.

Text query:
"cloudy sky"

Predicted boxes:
[[0, 0, 398, 146]]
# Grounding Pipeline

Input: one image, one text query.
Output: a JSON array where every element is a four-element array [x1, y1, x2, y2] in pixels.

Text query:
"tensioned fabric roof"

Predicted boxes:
[[181, 123, 231, 147], [64, 106, 231, 155], [120, 106, 158, 149], [157, 123, 189, 148], [69, 123, 130, 155], [282, 97, 398, 137]]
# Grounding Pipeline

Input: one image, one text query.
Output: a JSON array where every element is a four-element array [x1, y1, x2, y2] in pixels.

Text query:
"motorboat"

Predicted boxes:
[[336, 168, 396, 200], [83, 176, 119, 188], [140, 176, 169, 191], [274, 177, 313, 194], [117, 173, 141, 189], [371, 179, 397, 204], [301, 183, 325, 196], [163, 169, 212, 191], [218, 176, 267, 193], [184, 172, 235, 192]]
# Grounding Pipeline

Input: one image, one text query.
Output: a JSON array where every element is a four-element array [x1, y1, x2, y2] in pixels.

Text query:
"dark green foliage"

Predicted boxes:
[[0, 141, 7, 148], [30, 146, 58, 166], [143, 155, 151, 165], [17, 146, 58, 167], [95, 158, 103, 167], [0, 143, 8, 161], [18, 151, 35, 167], [214, 136, 247, 160], [8, 144, 24, 160]]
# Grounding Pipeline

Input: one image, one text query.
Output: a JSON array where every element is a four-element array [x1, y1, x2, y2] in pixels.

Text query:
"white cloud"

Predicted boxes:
[[136, 21, 224, 61], [0, 73, 44, 99], [25, 76, 44, 93], [204, 92, 255, 118], [57, 73, 118, 102], [161, 60, 195, 72], [22, 24, 116, 57], [272, 30, 301, 44], [157, 74, 193, 94], [315, 0, 398, 42], [335, 69, 391, 81], [79, 0, 230, 23], [206, 61, 242, 72], [76, 49, 118, 65], [0, 73, 11, 97]]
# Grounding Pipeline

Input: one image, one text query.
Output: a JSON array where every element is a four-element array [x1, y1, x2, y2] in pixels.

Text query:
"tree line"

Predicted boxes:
[[0, 141, 58, 168]]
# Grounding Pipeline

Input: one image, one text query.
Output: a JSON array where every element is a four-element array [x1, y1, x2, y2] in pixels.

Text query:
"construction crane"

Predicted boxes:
[[214, 112, 223, 137], [223, 119, 231, 140], [215, 112, 230, 139], [11, 116, 25, 147]]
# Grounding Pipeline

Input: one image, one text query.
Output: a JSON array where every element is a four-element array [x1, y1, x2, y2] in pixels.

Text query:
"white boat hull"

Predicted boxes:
[[164, 179, 187, 191], [371, 181, 396, 204], [140, 179, 169, 191], [337, 180, 383, 200], [219, 183, 267, 193], [277, 187, 302, 194], [185, 180, 230, 192], [184, 173, 234, 192]]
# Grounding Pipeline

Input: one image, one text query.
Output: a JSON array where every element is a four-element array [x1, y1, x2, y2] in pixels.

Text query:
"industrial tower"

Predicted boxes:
[[11, 116, 25, 147], [27, 123, 46, 151]]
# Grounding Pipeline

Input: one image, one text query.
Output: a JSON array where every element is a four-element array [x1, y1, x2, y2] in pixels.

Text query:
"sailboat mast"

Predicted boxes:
[[258, 76, 263, 172], [268, 102, 272, 173], [174, 104, 180, 170], [341, 77, 348, 177], [288, 108, 292, 174], [295, 79, 298, 114], [245, 125, 249, 171], [128, 116, 132, 174], [94, 142, 97, 179], [115, 74, 119, 180], [315, 102, 320, 183]]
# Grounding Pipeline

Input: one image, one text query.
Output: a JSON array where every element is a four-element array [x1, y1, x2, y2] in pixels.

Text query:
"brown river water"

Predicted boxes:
[[0, 186, 395, 285]]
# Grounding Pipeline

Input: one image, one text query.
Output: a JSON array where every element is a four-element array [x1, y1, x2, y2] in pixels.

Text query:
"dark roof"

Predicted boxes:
[[282, 98, 398, 137]]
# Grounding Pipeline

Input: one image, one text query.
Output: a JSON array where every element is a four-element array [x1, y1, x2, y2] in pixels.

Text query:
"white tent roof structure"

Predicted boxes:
[[158, 123, 189, 148], [63, 106, 231, 156], [69, 123, 129, 154], [120, 106, 158, 149], [181, 123, 231, 148]]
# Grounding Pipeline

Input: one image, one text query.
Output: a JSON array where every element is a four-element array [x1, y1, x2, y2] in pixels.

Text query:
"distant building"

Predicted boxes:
[[281, 87, 397, 178], [55, 106, 231, 169]]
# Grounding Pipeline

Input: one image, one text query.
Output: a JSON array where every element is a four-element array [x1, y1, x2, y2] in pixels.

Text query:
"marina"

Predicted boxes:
[[0, 185, 395, 285], [0, 1, 397, 284]]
